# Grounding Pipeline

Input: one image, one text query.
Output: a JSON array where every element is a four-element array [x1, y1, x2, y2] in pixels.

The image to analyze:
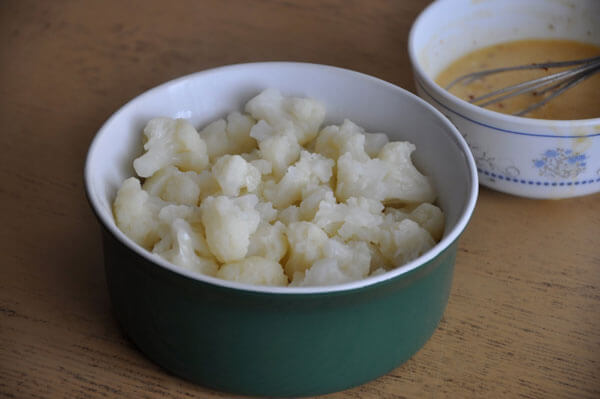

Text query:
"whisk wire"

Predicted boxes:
[[473, 60, 600, 105], [516, 67, 599, 116], [445, 56, 600, 116], [445, 56, 600, 88]]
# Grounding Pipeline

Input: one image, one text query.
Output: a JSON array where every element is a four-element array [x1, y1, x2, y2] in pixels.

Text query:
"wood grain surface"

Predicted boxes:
[[1, 1, 599, 398]]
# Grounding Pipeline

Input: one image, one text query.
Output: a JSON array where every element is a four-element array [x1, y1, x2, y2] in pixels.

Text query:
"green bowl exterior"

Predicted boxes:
[[102, 227, 457, 397]]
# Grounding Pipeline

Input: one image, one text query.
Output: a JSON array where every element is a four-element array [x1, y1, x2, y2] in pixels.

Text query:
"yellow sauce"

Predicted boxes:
[[436, 40, 600, 120]]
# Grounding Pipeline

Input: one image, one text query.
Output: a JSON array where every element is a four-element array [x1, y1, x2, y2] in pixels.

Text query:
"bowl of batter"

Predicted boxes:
[[409, 0, 600, 199]]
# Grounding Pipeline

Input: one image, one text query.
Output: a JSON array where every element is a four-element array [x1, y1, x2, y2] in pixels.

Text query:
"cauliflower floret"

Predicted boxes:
[[377, 218, 435, 267], [255, 201, 278, 223], [284, 221, 329, 277], [217, 256, 288, 286], [198, 119, 227, 159], [314, 119, 389, 160], [133, 118, 209, 177], [263, 150, 334, 209], [240, 149, 261, 162], [113, 90, 443, 288], [313, 196, 384, 240], [382, 207, 410, 224], [195, 170, 221, 202], [278, 205, 301, 225], [144, 166, 220, 205], [322, 238, 371, 279], [377, 142, 436, 204], [153, 205, 218, 276], [226, 111, 257, 153], [298, 185, 337, 222], [364, 132, 389, 158], [367, 242, 392, 272], [370, 267, 387, 277], [113, 177, 163, 249], [200, 194, 261, 263], [291, 258, 349, 287], [142, 166, 201, 206], [211, 154, 261, 196], [250, 158, 272, 175], [250, 120, 301, 179], [408, 203, 445, 241], [292, 239, 371, 286], [314, 119, 370, 161], [335, 141, 435, 204], [245, 88, 326, 145], [247, 221, 288, 262], [335, 153, 385, 202], [285, 95, 326, 144], [199, 111, 256, 161]]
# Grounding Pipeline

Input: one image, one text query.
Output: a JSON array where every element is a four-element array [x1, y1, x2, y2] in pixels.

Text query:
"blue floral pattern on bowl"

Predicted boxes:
[[533, 148, 587, 178], [414, 78, 600, 197]]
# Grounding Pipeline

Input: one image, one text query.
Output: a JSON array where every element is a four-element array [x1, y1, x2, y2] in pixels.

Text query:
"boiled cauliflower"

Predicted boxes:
[[199, 111, 256, 161], [217, 256, 288, 286], [113, 177, 163, 249], [297, 185, 337, 222], [313, 196, 384, 240], [377, 218, 436, 267], [142, 166, 201, 206], [247, 221, 288, 262], [408, 202, 445, 241], [336, 141, 436, 204], [133, 117, 209, 177], [262, 150, 334, 209], [113, 89, 444, 288], [277, 205, 301, 226], [315, 119, 370, 162], [200, 194, 261, 263], [292, 239, 371, 286], [211, 154, 261, 196], [245, 88, 326, 145], [250, 120, 301, 179], [284, 221, 329, 277], [153, 205, 218, 276]]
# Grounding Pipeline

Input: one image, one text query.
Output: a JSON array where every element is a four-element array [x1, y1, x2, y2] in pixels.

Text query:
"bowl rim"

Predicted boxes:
[[408, 0, 600, 128], [84, 61, 479, 295]]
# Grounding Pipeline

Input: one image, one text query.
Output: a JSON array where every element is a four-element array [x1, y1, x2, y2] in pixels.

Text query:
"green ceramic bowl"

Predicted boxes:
[[85, 62, 478, 397]]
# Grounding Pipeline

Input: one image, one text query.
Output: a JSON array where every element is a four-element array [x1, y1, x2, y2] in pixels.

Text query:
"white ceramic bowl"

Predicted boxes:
[[84, 62, 478, 396], [85, 61, 479, 295], [409, 0, 600, 199]]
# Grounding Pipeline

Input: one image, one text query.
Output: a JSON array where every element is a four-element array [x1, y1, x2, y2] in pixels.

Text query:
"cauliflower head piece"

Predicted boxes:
[[113, 177, 164, 249], [336, 141, 435, 204], [200, 194, 261, 263], [134, 117, 209, 178], [217, 256, 288, 286], [153, 205, 218, 276], [245, 88, 326, 146]]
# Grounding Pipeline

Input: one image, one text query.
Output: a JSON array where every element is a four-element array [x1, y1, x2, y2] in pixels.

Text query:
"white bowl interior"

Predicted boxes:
[[411, 0, 600, 78], [85, 62, 477, 293]]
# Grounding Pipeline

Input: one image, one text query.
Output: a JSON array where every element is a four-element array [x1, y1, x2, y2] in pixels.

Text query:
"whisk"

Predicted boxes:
[[445, 56, 600, 116]]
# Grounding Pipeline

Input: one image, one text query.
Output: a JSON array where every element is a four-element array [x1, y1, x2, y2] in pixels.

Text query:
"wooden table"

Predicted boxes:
[[2, 1, 599, 397]]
